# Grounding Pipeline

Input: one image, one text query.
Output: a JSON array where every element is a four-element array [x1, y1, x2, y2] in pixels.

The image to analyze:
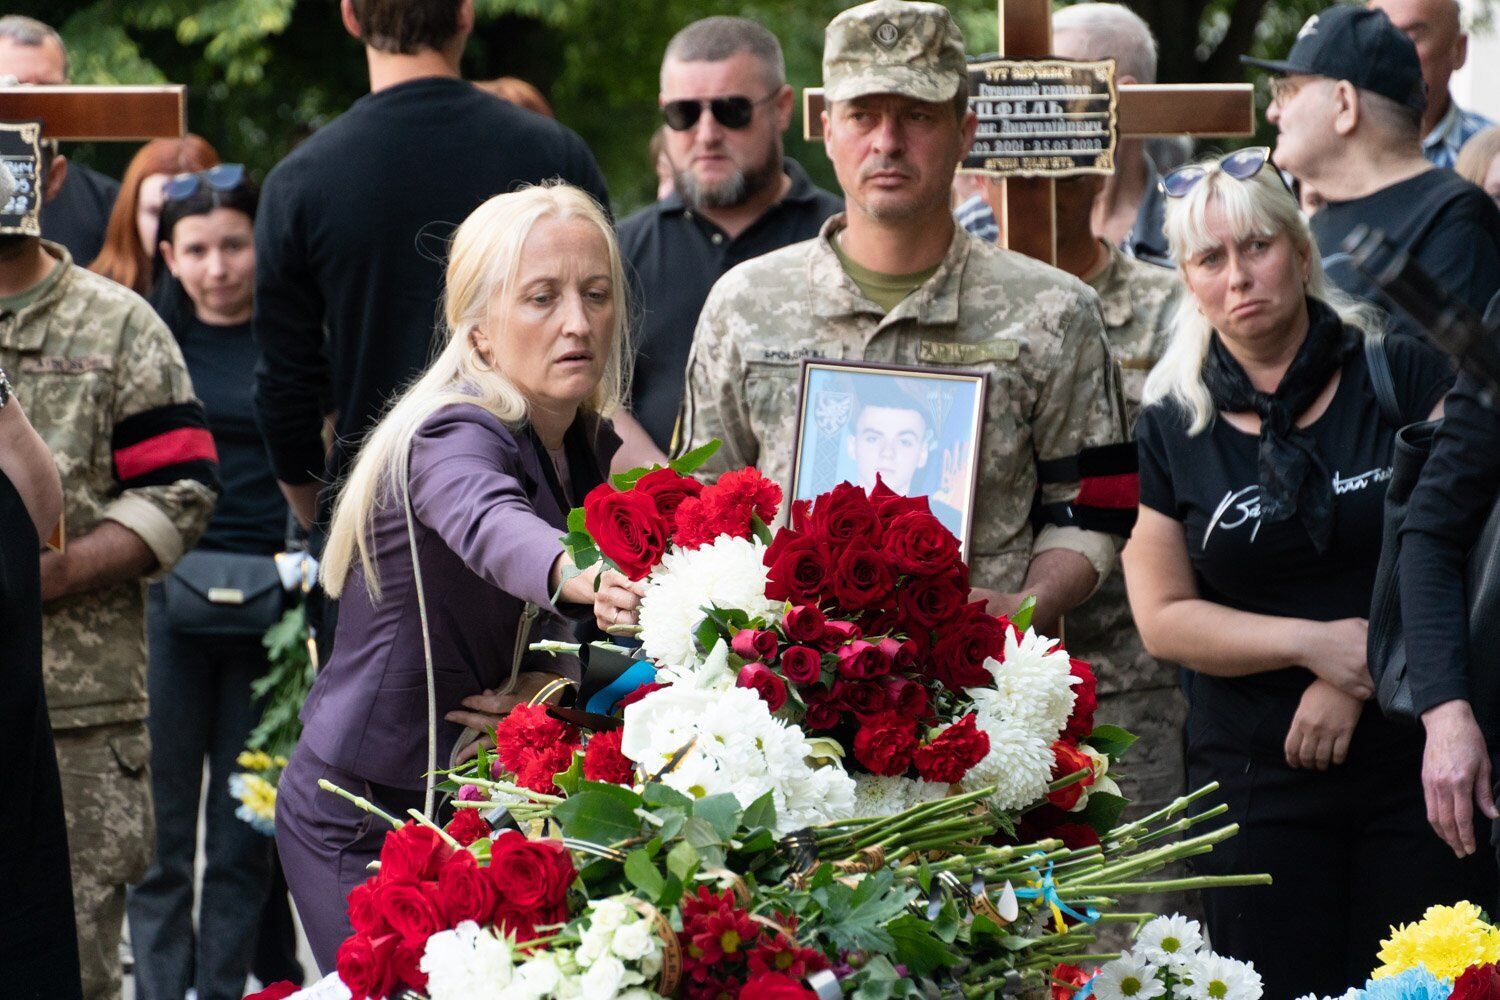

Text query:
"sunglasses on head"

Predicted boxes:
[[661, 93, 775, 132], [1159, 147, 1293, 199], [162, 163, 247, 202]]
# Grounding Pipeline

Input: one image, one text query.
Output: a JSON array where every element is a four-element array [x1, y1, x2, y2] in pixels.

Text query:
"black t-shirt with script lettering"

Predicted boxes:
[[1134, 331, 1450, 760]]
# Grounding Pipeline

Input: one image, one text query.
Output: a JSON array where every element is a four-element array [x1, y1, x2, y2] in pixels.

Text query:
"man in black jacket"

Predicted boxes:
[[254, 0, 608, 531]]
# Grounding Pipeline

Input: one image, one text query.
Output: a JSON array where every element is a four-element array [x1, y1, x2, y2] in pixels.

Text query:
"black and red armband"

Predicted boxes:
[[1032, 442, 1138, 537], [111, 402, 221, 493]]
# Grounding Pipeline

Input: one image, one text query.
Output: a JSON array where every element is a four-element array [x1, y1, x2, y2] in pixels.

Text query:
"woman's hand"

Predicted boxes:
[[1296, 618, 1374, 700], [445, 671, 570, 761], [1284, 678, 1364, 770], [594, 568, 646, 631]]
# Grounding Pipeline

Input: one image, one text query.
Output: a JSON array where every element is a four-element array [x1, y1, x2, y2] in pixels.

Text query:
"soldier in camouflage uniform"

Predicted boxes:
[[0, 226, 217, 999], [679, 0, 1129, 636]]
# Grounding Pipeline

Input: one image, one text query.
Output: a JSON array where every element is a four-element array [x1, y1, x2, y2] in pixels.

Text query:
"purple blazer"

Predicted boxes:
[[299, 404, 619, 788]]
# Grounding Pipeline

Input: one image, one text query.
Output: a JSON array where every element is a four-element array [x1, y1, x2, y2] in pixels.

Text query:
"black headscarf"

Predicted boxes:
[[1201, 297, 1359, 553]]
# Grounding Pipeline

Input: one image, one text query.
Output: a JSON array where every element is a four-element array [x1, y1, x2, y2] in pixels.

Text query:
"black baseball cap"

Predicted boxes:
[[1241, 5, 1425, 113]]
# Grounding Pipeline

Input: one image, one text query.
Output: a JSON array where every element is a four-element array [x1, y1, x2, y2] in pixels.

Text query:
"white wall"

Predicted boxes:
[[1452, 0, 1499, 120]]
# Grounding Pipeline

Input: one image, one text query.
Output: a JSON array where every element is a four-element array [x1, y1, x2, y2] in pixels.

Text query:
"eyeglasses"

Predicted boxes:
[[661, 93, 775, 132], [162, 163, 247, 202], [1159, 147, 1293, 199]]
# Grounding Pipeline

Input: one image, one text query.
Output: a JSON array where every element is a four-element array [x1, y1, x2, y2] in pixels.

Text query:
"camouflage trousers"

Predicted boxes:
[[54, 721, 154, 1000], [1090, 686, 1203, 955]]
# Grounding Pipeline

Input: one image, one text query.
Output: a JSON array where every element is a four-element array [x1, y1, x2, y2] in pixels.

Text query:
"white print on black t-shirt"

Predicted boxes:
[[1202, 466, 1391, 549]]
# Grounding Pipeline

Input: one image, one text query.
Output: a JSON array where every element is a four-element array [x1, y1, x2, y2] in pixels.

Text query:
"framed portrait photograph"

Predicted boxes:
[[791, 360, 988, 558]]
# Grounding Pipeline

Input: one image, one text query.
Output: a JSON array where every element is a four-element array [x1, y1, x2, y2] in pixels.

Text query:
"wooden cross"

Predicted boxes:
[[0, 84, 185, 141], [804, 0, 1255, 264]]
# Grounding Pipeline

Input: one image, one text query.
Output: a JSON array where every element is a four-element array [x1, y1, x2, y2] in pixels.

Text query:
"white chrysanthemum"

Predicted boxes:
[[620, 685, 854, 833], [957, 713, 1055, 810], [1134, 914, 1205, 970], [513, 947, 585, 1000], [967, 627, 1078, 738], [1094, 954, 1167, 1000], [421, 921, 518, 1000], [638, 536, 779, 672], [1179, 953, 1263, 1000], [850, 773, 951, 818]]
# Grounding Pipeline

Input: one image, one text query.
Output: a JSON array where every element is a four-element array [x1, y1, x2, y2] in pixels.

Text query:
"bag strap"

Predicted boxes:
[[1364, 330, 1405, 429]]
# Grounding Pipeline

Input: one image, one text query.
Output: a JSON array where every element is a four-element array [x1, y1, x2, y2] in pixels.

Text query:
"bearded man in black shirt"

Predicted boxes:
[[1245, 5, 1500, 345]]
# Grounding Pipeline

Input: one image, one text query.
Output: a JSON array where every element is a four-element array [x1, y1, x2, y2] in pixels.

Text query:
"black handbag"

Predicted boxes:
[[161, 548, 287, 637]]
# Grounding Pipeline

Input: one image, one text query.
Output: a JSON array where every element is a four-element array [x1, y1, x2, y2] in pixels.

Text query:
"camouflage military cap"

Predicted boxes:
[[824, 0, 968, 104]]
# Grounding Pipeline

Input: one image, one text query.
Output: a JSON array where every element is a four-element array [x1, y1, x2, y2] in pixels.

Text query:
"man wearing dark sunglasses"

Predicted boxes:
[[617, 16, 842, 453], [680, 0, 1129, 640], [1243, 4, 1500, 346]]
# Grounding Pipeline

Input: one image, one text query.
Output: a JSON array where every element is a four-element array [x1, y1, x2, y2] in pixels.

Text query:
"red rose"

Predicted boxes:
[[1016, 804, 1102, 850], [373, 881, 443, 950], [779, 645, 824, 686], [377, 822, 454, 886], [801, 685, 843, 730], [763, 534, 830, 604], [1453, 963, 1500, 1000], [347, 879, 390, 936], [929, 602, 1007, 692], [811, 481, 881, 545], [879, 674, 929, 718], [443, 808, 490, 847], [391, 942, 427, 993], [738, 662, 789, 711], [1047, 741, 1096, 812], [832, 545, 897, 611], [434, 849, 496, 925], [617, 681, 666, 709], [913, 713, 991, 784], [876, 636, 920, 672], [898, 573, 968, 630], [582, 728, 636, 784], [731, 627, 779, 662], [244, 983, 301, 1000], [835, 639, 891, 680], [781, 604, 827, 644], [852, 710, 919, 776], [1050, 963, 1092, 1000], [833, 679, 888, 716], [818, 619, 862, 651], [335, 932, 398, 1000], [494, 901, 565, 942], [487, 831, 575, 911], [634, 467, 703, 527], [869, 476, 933, 521], [1062, 658, 1097, 742], [885, 510, 961, 577], [582, 483, 669, 580], [740, 972, 818, 999]]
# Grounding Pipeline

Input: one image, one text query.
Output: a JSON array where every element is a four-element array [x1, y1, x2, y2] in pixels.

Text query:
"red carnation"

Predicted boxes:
[[633, 467, 703, 527], [781, 604, 827, 644], [929, 602, 1007, 692], [852, 710, 919, 776], [377, 822, 454, 886], [443, 807, 490, 847], [335, 932, 398, 1000], [885, 510, 961, 577], [738, 662, 789, 711], [494, 704, 579, 772], [835, 639, 891, 680], [486, 831, 575, 911], [434, 849, 496, 925], [779, 645, 824, 686], [832, 545, 897, 611], [763, 533, 830, 604], [1051, 963, 1092, 1000], [810, 481, 881, 545], [1453, 963, 1500, 1000], [740, 972, 819, 999], [582, 483, 669, 580], [1047, 741, 1096, 812], [510, 743, 579, 795], [1062, 658, 1098, 742], [913, 713, 990, 784], [675, 467, 781, 548], [731, 627, 779, 662], [582, 728, 635, 784]]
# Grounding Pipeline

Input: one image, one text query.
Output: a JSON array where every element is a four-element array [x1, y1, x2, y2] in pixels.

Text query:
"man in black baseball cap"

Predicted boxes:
[[1242, 4, 1500, 345]]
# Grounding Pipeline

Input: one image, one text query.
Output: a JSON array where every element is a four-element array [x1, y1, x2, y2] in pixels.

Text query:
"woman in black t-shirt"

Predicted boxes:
[[124, 170, 296, 1000], [1122, 151, 1493, 998]]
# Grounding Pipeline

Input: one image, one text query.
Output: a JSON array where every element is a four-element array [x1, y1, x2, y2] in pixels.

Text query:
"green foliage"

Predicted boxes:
[[246, 603, 315, 760]]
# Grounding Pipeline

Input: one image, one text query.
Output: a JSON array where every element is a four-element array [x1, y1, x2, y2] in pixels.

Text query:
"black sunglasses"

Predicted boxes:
[[162, 163, 247, 202], [661, 93, 775, 132], [1159, 147, 1293, 199]]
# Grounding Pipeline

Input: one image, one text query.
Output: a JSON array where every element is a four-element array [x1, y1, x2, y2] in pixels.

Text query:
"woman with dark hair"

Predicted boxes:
[[87, 134, 219, 296], [123, 166, 289, 1000]]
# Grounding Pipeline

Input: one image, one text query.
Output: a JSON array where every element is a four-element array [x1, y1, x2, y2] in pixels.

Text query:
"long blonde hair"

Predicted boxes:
[[1141, 158, 1382, 434], [322, 183, 630, 599]]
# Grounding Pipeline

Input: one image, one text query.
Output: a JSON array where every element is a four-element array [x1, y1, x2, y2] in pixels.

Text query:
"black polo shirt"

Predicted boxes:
[[618, 157, 843, 450]]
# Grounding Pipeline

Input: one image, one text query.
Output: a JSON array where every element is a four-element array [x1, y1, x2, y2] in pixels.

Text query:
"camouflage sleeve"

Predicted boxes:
[[100, 303, 219, 576], [1030, 291, 1129, 582], [676, 280, 757, 478]]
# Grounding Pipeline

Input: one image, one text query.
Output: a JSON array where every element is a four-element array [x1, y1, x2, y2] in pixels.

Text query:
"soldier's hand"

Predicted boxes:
[[970, 586, 1027, 622], [1420, 699, 1499, 857], [38, 549, 69, 603]]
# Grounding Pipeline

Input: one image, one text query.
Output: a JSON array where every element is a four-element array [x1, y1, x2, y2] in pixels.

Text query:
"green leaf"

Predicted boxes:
[[1082, 791, 1129, 835], [666, 840, 699, 881], [751, 513, 773, 546], [1011, 594, 1037, 632], [642, 783, 693, 811], [551, 784, 644, 844], [692, 793, 742, 840], [567, 507, 588, 534], [610, 465, 659, 491], [670, 439, 721, 475], [694, 617, 722, 657], [887, 913, 963, 976], [1086, 724, 1139, 762], [740, 791, 777, 834], [553, 752, 585, 796], [659, 873, 685, 909], [624, 849, 666, 899]]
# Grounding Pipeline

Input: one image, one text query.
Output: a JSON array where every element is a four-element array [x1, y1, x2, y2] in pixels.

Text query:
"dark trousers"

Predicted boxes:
[[275, 747, 424, 974], [1189, 737, 1497, 1000], [127, 592, 274, 1000]]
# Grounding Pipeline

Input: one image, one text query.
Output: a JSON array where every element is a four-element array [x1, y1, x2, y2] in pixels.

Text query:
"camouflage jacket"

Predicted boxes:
[[0, 244, 218, 729], [1063, 243, 1182, 694], [679, 215, 1128, 595]]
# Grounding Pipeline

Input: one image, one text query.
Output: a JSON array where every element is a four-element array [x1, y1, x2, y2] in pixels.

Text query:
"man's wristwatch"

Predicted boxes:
[[0, 366, 11, 409]]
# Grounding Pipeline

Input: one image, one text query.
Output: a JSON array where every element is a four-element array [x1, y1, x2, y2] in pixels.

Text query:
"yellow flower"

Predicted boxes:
[[1373, 901, 1500, 980], [236, 750, 273, 771], [238, 774, 277, 820]]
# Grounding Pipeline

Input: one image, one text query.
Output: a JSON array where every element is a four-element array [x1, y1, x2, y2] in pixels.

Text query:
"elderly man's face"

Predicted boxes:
[[660, 52, 790, 211], [1369, 0, 1465, 111], [0, 36, 65, 85], [1266, 74, 1338, 180]]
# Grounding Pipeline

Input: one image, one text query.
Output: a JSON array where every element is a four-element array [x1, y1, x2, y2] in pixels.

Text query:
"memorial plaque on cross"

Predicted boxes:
[[804, 0, 1255, 264]]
